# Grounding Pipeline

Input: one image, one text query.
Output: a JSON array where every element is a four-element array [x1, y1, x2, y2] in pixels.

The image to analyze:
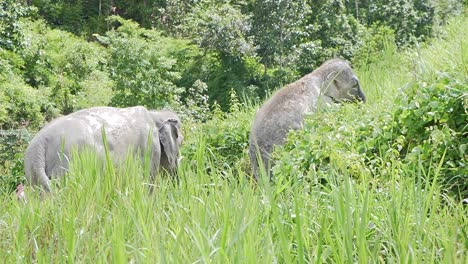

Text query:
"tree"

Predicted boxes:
[[101, 16, 189, 109], [0, 0, 31, 51], [182, 1, 259, 108], [347, 0, 435, 46], [251, 0, 309, 72], [313, 0, 362, 56], [184, 2, 255, 59], [153, 0, 198, 35]]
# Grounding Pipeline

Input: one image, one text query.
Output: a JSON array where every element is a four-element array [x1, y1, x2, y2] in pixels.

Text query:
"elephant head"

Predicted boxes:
[[321, 61, 366, 103], [149, 110, 183, 174]]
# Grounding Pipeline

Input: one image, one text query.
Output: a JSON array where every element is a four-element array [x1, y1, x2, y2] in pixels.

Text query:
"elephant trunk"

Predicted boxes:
[[356, 84, 366, 102]]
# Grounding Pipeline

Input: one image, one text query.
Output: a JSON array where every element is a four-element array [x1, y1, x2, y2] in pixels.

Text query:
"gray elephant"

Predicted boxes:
[[249, 58, 366, 180], [24, 106, 183, 192]]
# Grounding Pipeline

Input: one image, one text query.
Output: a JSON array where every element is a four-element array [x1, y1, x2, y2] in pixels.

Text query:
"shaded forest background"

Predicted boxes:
[[1, 0, 467, 195]]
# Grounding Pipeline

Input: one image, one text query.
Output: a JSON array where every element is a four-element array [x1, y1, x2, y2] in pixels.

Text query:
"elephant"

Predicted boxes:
[[249, 58, 366, 180], [24, 106, 183, 192]]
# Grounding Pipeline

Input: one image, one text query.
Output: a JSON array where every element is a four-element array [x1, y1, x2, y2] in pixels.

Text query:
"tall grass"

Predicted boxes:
[[0, 144, 465, 262], [1, 12, 467, 264]]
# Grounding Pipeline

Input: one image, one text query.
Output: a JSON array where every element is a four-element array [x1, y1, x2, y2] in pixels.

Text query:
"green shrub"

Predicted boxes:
[[75, 70, 114, 109], [98, 16, 198, 110], [432, 0, 464, 28], [365, 0, 434, 46], [179, 80, 211, 123], [272, 104, 372, 184], [20, 19, 111, 115], [352, 25, 397, 68], [0, 51, 45, 130], [0, 129, 31, 194], [183, 91, 253, 175], [0, 53, 42, 195], [0, 79, 45, 129], [183, 3, 255, 59], [394, 74, 467, 196], [0, 0, 33, 51]]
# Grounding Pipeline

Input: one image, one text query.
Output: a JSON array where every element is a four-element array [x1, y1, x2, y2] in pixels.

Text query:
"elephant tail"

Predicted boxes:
[[248, 136, 264, 182], [248, 141, 258, 179], [25, 140, 51, 192], [35, 166, 51, 193], [249, 135, 273, 182]]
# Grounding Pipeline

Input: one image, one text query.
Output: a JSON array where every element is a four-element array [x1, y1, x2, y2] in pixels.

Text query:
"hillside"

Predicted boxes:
[[0, 6, 468, 263]]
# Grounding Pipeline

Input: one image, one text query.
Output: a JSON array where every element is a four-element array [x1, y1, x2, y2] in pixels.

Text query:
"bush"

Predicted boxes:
[[0, 50, 46, 130], [0, 129, 31, 194], [310, 0, 364, 61], [0, 0, 33, 51], [366, 0, 434, 46], [178, 80, 211, 123], [75, 70, 114, 109], [183, 91, 253, 175], [352, 25, 397, 68], [20, 19, 111, 115], [432, 0, 464, 28], [98, 16, 199, 110], [394, 74, 467, 196], [272, 104, 373, 185]]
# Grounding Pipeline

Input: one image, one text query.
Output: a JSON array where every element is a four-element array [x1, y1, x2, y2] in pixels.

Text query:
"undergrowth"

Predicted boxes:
[[0, 7, 467, 264]]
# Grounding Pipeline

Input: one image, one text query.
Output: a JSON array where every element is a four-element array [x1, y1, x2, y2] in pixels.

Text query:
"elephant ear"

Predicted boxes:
[[158, 118, 181, 172], [322, 71, 340, 102]]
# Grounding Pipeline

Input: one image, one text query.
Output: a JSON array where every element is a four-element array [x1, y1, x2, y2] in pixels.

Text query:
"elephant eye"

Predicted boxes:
[[333, 79, 342, 90], [352, 78, 359, 87]]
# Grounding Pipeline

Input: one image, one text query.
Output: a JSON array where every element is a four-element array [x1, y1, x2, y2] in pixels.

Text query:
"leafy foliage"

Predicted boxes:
[[181, 2, 261, 107], [101, 16, 185, 109], [300, 0, 364, 70], [180, 80, 211, 123], [365, 0, 434, 46], [183, 90, 252, 174], [23, 0, 465, 108], [19, 19, 111, 115], [432, 0, 464, 27], [185, 2, 255, 59], [0, 0, 33, 51], [251, 0, 309, 70], [352, 25, 397, 68], [0, 129, 30, 194], [394, 74, 467, 196], [31, 0, 113, 34], [0, 50, 45, 129]]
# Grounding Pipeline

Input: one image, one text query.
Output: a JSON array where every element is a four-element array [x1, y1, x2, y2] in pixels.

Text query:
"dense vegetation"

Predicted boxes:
[[2, 0, 465, 116], [0, 0, 467, 262]]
